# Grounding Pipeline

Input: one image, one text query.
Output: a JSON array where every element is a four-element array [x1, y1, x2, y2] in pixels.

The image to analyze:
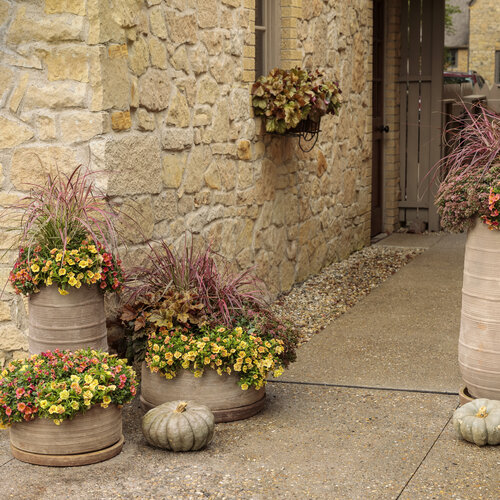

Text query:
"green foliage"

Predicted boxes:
[[251, 67, 342, 133], [445, 1, 461, 35]]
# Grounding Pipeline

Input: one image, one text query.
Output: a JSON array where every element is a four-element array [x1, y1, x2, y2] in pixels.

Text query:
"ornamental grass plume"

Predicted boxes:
[[435, 102, 500, 232]]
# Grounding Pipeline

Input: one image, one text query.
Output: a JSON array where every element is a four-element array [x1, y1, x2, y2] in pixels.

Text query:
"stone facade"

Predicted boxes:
[[0, 0, 372, 363], [469, 0, 500, 86]]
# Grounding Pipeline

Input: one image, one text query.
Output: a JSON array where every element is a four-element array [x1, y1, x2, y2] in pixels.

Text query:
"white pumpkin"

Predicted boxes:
[[452, 398, 500, 446], [142, 400, 215, 451]]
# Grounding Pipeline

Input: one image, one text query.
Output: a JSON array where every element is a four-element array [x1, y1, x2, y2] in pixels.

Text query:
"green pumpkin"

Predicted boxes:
[[142, 400, 215, 451], [452, 399, 500, 446]]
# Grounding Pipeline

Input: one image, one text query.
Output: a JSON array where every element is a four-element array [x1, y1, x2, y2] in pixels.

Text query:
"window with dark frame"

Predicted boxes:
[[447, 48, 458, 68], [255, 0, 281, 78]]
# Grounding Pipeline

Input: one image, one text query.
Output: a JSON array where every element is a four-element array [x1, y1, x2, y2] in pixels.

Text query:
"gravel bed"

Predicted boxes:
[[272, 245, 425, 345]]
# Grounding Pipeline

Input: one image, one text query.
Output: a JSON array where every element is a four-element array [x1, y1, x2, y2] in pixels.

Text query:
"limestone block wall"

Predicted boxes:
[[0, 0, 372, 363], [469, 0, 500, 85]]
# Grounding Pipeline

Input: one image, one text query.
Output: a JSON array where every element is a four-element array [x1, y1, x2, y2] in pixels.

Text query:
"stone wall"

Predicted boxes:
[[0, 0, 372, 364], [469, 0, 500, 85]]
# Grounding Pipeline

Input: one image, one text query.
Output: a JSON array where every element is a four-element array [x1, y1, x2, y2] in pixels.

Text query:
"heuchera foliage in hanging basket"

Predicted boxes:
[[250, 67, 342, 134]]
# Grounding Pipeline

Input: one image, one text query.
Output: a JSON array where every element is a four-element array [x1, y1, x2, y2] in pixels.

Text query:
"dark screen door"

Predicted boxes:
[[371, 0, 384, 237]]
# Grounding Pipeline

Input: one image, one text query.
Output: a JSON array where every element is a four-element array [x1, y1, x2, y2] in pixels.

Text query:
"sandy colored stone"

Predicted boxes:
[[161, 127, 194, 150], [204, 162, 221, 190], [197, 0, 217, 28], [222, 0, 240, 7], [139, 69, 170, 111], [165, 12, 197, 44], [1, 52, 42, 70], [171, 46, 190, 72], [36, 115, 57, 141], [0, 0, 9, 26], [0, 325, 27, 350], [117, 196, 154, 244], [104, 135, 162, 196], [24, 81, 87, 109], [201, 31, 222, 55], [87, 0, 126, 44], [60, 111, 107, 143], [166, 91, 190, 128], [317, 150, 327, 177], [130, 75, 139, 108], [129, 36, 150, 76], [137, 108, 156, 131], [0, 65, 14, 102], [7, 6, 85, 45], [188, 44, 209, 74], [184, 146, 212, 194], [0, 116, 34, 150], [150, 6, 167, 39], [111, 110, 132, 131], [45, 0, 86, 16], [90, 48, 130, 111], [211, 101, 230, 142], [162, 154, 186, 188], [8, 73, 29, 113], [149, 37, 168, 69], [210, 54, 235, 84], [237, 140, 251, 161], [0, 301, 11, 322], [10, 146, 78, 190], [197, 76, 219, 105], [153, 191, 177, 222], [45, 47, 89, 82]]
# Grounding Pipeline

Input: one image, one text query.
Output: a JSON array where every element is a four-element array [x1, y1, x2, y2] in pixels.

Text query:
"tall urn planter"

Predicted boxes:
[[459, 219, 500, 401], [28, 285, 107, 354]]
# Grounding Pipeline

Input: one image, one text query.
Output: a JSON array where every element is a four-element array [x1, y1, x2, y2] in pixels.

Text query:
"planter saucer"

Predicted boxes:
[[459, 386, 474, 406], [10, 435, 124, 467]]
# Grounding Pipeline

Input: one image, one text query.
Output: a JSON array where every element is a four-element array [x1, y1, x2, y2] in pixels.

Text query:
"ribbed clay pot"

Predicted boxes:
[[10, 405, 123, 466], [28, 285, 107, 354], [459, 219, 500, 400], [140, 363, 266, 423]]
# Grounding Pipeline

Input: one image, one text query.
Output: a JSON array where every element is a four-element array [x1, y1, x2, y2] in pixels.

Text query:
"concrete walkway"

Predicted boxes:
[[1, 233, 499, 499]]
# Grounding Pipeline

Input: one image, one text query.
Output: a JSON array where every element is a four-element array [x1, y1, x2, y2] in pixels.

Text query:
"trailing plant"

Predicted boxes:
[[435, 103, 500, 232], [4, 166, 124, 295], [145, 325, 286, 390], [9, 239, 124, 296], [251, 67, 342, 134], [0, 349, 137, 428]]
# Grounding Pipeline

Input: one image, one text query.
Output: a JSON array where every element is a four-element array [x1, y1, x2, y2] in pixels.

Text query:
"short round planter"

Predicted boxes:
[[9, 405, 123, 467], [459, 219, 500, 400], [28, 284, 108, 354], [140, 363, 266, 423]]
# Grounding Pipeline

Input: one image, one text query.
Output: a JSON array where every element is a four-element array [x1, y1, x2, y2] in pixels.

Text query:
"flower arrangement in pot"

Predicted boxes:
[[250, 67, 342, 134], [120, 238, 299, 422], [5, 166, 124, 354], [0, 348, 137, 466], [434, 103, 500, 402]]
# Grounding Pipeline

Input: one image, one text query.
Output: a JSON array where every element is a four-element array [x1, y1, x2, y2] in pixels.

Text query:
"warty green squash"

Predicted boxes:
[[142, 400, 215, 451], [452, 398, 500, 446]]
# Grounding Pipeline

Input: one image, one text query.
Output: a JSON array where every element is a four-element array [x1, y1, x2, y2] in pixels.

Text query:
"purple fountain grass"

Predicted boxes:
[[127, 237, 265, 327], [7, 166, 120, 254]]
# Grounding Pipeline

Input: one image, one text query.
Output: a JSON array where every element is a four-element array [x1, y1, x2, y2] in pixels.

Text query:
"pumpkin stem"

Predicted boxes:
[[475, 406, 488, 418], [175, 401, 188, 413]]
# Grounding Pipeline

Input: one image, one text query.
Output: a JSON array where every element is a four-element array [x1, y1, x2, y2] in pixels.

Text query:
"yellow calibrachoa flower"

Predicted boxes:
[[49, 405, 58, 414], [83, 390, 93, 399], [59, 390, 70, 400], [55, 253, 63, 262], [39, 400, 49, 409], [68, 276, 78, 286], [241, 383, 249, 390], [84, 375, 93, 384], [58, 268, 67, 276], [30, 263, 40, 273], [46, 277, 53, 286], [71, 401, 79, 410]]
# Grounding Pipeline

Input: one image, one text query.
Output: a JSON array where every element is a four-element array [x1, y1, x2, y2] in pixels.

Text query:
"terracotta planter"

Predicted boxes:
[[28, 285, 108, 354], [10, 405, 123, 466], [459, 219, 500, 400], [140, 363, 266, 423]]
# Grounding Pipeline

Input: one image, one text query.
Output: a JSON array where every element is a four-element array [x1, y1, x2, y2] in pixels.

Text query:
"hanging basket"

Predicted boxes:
[[284, 117, 321, 152]]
